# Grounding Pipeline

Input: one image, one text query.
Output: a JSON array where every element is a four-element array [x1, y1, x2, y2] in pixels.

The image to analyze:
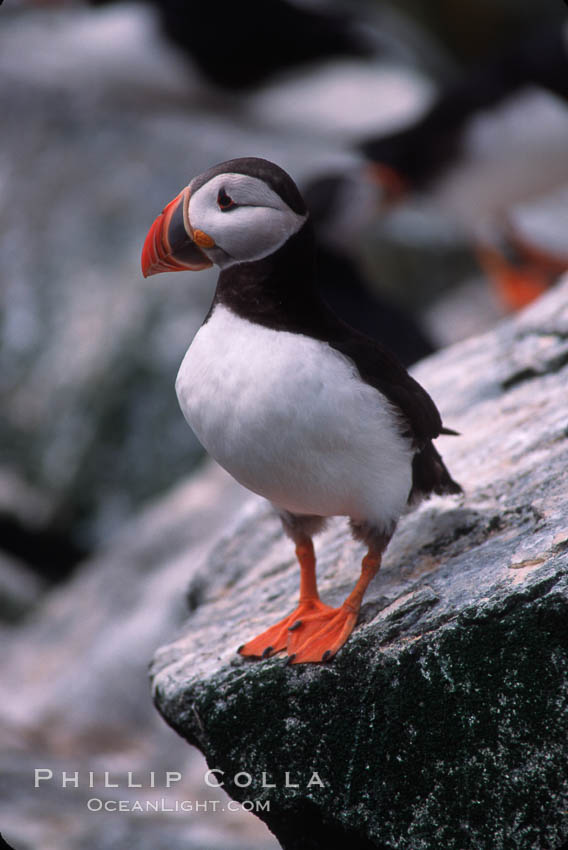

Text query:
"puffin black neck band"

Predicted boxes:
[[212, 221, 327, 334]]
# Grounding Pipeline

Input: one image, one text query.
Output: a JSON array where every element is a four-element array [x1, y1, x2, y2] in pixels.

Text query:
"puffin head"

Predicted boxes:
[[142, 157, 308, 277]]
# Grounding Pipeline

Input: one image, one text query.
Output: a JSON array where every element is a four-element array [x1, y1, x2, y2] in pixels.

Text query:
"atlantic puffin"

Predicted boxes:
[[476, 185, 568, 310], [358, 22, 568, 310], [90, 0, 373, 91], [359, 22, 568, 197], [141, 157, 461, 664]]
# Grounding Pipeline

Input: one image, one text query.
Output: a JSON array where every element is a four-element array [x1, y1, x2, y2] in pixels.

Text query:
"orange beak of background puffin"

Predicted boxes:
[[141, 186, 213, 277]]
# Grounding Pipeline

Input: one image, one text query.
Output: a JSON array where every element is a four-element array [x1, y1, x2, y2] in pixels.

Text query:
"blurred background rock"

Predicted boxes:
[[0, 1, 566, 848]]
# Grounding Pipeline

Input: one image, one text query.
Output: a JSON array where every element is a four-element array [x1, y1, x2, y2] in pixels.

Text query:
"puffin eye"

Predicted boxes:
[[217, 188, 236, 211]]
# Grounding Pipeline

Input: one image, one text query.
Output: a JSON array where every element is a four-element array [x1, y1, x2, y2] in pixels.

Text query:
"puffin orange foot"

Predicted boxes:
[[238, 598, 335, 659], [286, 604, 359, 664]]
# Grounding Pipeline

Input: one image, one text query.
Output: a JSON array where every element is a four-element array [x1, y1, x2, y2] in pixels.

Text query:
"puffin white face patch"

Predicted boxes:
[[188, 173, 307, 268]]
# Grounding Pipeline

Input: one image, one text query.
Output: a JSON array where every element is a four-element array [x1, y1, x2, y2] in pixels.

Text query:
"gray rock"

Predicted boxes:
[[0, 4, 216, 548], [0, 551, 46, 623], [0, 468, 52, 594], [0, 461, 278, 849], [151, 276, 568, 849], [0, 461, 247, 750]]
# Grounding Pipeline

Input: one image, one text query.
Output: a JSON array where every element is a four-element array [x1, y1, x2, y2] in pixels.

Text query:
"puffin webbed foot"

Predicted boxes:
[[239, 546, 384, 664], [238, 598, 336, 659], [285, 603, 359, 663]]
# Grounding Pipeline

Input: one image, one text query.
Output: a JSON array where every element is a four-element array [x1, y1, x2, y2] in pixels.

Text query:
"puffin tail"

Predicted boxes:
[[409, 440, 462, 504], [440, 426, 460, 436]]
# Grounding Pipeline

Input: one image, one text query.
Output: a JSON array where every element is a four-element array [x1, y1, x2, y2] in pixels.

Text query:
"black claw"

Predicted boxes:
[[261, 646, 273, 659], [286, 654, 297, 666], [321, 650, 333, 662], [288, 620, 302, 632], [237, 644, 245, 653]]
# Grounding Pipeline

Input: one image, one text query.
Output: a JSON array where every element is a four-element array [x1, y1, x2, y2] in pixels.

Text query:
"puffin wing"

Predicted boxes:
[[329, 325, 462, 497], [329, 328, 443, 447]]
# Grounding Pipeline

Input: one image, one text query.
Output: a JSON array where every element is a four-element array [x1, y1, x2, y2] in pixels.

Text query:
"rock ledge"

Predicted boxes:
[[151, 279, 568, 850]]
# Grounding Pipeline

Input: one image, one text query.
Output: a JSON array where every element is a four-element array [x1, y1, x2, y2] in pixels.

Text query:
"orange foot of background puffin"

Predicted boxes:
[[477, 224, 568, 312], [238, 539, 383, 664]]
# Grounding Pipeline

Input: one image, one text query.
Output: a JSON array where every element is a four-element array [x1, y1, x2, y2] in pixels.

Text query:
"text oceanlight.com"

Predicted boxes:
[[86, 798, 270, 813], [33, 768, 324, 813]]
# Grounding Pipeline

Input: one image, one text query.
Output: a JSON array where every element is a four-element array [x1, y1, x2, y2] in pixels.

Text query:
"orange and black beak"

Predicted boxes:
[[141, 186, 213, 277]]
